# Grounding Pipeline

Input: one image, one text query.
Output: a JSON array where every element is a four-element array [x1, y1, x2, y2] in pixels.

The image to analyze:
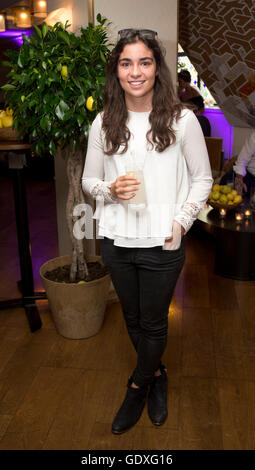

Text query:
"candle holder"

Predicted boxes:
[[244, 209, 252, 219], [219, 208, 226, 218], [244, 220, 249, 229], [235, 213, 243, 223], [219, 219, 225, 228]]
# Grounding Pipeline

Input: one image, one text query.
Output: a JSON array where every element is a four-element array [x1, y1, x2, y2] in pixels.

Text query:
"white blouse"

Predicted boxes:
[[82, 108, 213, 248]]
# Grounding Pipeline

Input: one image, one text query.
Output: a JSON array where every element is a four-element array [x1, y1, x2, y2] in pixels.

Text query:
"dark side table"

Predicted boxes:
[[196, 205, 255, 281], [0, 141, 46, 332]]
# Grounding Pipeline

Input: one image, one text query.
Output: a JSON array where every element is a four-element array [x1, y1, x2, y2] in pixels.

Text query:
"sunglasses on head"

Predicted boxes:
[[117, 29, 158, 40]]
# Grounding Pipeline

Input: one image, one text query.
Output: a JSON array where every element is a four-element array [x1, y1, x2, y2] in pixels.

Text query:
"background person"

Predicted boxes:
[[178, 69, 201, 103], [188, 95, 211, 137], [220, 130, 255, 194], [82, 29, 212, 435]]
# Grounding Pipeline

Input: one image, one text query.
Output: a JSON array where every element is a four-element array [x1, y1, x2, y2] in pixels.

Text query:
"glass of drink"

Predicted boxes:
[[126, 169, 147, 206], [125, 153, 147, 210]]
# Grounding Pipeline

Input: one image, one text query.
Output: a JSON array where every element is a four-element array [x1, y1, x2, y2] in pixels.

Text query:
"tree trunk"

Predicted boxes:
[[63, 144, 89, 282]]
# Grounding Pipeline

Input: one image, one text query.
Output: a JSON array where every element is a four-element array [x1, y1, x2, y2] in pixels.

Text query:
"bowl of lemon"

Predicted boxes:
[[208, 184, 242, 211], [0, 108, 19, 140]]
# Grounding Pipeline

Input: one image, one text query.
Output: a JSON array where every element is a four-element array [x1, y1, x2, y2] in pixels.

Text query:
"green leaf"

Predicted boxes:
[[46, 77, 54, 86], [22, 33, 30, 44], [32, 128, 38, 138], [49, 140, 56, 155], [57, 30, 70, 46], [60, 99, 69, 111], [55, 104, 65, 120], [34, 24, 42, 39], [42, 61, 47, 70], [42, 22, 48, 38], [53, 129, 62, 138], [100, 50, 106, 63], [2, 61, 12, 68], [55, 99, 70, 120], [1, 83, 16, 90], [77, 114, 84, 126], [72, 77, 82, 91], [40, 115, 51, 132], [77, 95, 85, 107], [97, 76, 105, 85], [17, 53, 24, 68]]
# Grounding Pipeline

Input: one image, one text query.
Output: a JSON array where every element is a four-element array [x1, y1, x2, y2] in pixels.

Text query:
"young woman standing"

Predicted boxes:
[[82, 29, 213, 434]]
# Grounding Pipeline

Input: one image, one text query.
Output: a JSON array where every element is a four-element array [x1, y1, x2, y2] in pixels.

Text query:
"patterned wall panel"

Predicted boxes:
[[179, 0, 255, 128]]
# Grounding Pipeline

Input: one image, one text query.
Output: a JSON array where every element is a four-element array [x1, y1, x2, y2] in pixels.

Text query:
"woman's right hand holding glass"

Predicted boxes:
[[110, 174, 140, 200]]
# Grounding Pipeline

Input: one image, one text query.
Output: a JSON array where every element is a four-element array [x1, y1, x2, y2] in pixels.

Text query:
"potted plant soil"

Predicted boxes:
[[2, 16, 112, 338]]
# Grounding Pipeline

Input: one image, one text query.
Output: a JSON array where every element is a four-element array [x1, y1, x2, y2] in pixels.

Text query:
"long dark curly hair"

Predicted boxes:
[[102, 30, 184, 155]]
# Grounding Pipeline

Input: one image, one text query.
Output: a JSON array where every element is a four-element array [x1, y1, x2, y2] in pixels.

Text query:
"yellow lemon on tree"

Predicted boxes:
[[86, 96, 96, 111], [61, 65, 68, 79], [2, 115, 13, 127]]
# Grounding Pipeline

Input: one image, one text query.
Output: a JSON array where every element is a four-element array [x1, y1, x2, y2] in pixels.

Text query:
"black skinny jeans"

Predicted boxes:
[[100, 237, 185, 388]]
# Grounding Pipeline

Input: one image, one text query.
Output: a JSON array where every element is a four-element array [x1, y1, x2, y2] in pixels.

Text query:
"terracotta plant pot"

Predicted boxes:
[[40, 254, 111, 339]]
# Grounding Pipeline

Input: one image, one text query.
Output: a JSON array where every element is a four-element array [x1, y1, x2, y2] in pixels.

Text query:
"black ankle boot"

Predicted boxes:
[[112, 377, 148, 434], [148, 364, 168, 426]]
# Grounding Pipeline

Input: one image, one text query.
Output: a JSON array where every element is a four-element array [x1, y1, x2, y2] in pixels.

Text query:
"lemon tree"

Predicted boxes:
[[2, 15, 110, 156], [2, 14, 111, 282]]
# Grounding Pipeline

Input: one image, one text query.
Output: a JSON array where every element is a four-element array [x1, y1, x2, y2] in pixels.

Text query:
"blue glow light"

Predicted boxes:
[[0, 29, 33, 46]]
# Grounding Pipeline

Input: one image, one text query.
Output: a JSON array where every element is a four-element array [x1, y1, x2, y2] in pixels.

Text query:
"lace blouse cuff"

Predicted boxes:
[[82, 178, 117, 203], [174, 201, 205, 234]]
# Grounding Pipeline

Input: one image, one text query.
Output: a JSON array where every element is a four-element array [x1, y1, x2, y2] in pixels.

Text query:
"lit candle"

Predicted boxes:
[[244, 209, 251, 218], [219, 208, 226, 218], [235, 213, 243, 223]]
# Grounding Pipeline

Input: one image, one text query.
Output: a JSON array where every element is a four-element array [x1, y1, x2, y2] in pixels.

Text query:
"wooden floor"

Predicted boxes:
[[0, 174, 255, 450]]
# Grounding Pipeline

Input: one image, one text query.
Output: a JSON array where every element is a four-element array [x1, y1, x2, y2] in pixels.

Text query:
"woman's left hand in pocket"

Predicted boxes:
[[163, 221, 184, 250]]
